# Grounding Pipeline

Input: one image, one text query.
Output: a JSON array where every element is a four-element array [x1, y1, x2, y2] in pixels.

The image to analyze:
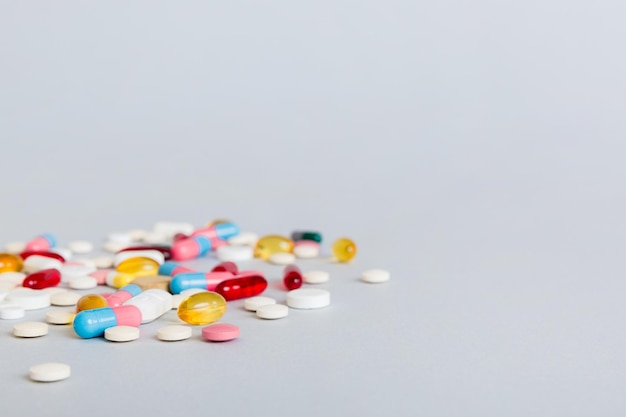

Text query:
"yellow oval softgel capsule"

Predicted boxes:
[[0, 253, 23, 273], [116, 257, 159, 276], [332, 238, 357, 262], [254, 235, 294, 260], [177, 291, 227, 325]]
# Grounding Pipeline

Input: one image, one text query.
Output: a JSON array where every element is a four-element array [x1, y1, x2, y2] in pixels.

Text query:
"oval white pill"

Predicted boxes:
[[303, 270, 330, 284], [143, 231, 168, 244], [7, 288, 51, 310], [287, 289, 331, 309], [256, 304, 289, 319], [103, 241, 130, 253], [51, 291, 81, 306], [128, 229, 148, 241], [23, 256, 62, 274], [46, 309, 74, 325], [60, 263, 97, 282], [41, 287, 68, 295], [108, 232, 133, 244], [69, 276, 98, 290], [362, 269, 391, 283], [293, 244, 319, 259], [94, 256, 114, 269], [105, 326, 140, 342], [4, 241, 26, 254], [216, 245, 253, 262], [13, 321, 48, 338], [153, 222, 194, 239], [52, 247, 72, 261], [0, 303, 25, 319], [227, 232, 258, 246], [29, 363, 71, 382], [157, 325, 192, 341], [244, 296, 277, 312], [0, 272, 26, 287], [268, 252, 296, 265], [171, 294, 186, 309], [69, 240, 93, 254]]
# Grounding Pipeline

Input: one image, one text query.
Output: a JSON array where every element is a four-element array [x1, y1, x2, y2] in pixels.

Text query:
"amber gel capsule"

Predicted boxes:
[[332, 238, 357, 262], [177, 291, 227, 325], [254, 235, 294, 260], [0, 253, 23, 273]]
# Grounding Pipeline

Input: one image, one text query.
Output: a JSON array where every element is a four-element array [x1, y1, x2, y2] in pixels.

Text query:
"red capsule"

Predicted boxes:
[[117, 245, 173, 260], [212, 261, 238, 275], [214, 271, 267, 301], [283, 265, 303, 290], [23, 268, 61, 289], [20, 251, 65, 263]]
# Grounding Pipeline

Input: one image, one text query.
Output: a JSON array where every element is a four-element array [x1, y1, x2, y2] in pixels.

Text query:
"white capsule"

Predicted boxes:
[[268, 253, 296, 265], [3, 241, 26, 254], [22, 256, 63, 274], [114, 250, 164, 266], [286, 289, 330, 309], [228, 232, 259, 246], [256, 304, 289, 319], [29, 363, 71, 382], [303, 270, 329, 284], [13, 321, 48, 338], [7, 288, 51, 310], [0, 303, 25, 319], [153, 222, 194, 239], [216, 245, 253, 262], [68, 276, 98, 290], [124, 289, 172, 323], [105, 326, 140, 342], [361, 269, 391, 284], [46, 309, 74, 325], [157, 325, 192, 341], [69, 240, 93, 254]]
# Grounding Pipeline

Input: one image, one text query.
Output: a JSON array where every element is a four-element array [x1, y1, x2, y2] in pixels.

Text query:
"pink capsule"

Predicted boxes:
[[23, 268, 61, 289], [283, 265, 303, 290], [89, 269, 110, 285], [102, 284, 143, 307], [24, 233, 56, 252], [171, 236, 211, 261]]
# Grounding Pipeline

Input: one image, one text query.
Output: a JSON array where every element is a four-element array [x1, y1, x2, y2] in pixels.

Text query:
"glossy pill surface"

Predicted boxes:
[[291, 231, 323, 243], [22, 269, 61, 289], [332, 238, 357, 262], [214, 272, 268, 301], [76, 294, 109, 313], [116, 257, 160, 276], [254, 235, 294, 260], [177, 291, 226, 325], [0, 254, 23, 273], [171, 236, 211, 261], [283, 265, 303, 290]]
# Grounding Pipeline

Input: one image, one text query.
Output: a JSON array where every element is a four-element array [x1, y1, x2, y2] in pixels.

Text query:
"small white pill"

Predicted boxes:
[[216, 245, 253, 262], [60, 263, 97, 282], [171, 294, 186, 309], [303, 270, 330, 284], [244, 296, 277, 312], [94, 256, 114, 269], [46, 309, 74, 325], [69, 276, 98, 290], [293, 244, 319, 259], [103, 241, 130, 253], [23, 256, 63, 274], [105, 326, 140, 342], [0, 303, 25, 319], [69, 240, 93, 254], [228, 232, 258, 246], [4, 241, 26, 254], [287, 289, 331, 309], [157, 325, 192, 341], [268, 252, 296, 265], [29, 363, 71, 382], [7, 288, 51, 310], [13, 321, 48, 338], [0, 272, 26, 287], [51, 291, 81, 306], [0, 281, 18, 291], [108, 232, 133, 244], [128, 229, 148, 241], [256, 304, 289, 319], [0, 289, 7, 302], [114, 250, 165, 266], [362, 269, 391, 283], [52, 247, 72, 261], [143, 232, 168, 245], [153, 222, 194, 239]]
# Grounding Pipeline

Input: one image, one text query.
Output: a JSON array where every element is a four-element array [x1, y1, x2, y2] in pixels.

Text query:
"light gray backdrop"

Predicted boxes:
[[1, 1, 625, 416]]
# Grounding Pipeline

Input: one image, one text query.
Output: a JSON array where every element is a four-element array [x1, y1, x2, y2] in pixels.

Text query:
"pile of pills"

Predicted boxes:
[[0, 221, 390, 383]]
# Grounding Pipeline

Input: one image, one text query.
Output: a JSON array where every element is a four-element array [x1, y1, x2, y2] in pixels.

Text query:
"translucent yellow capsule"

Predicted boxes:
[[76, 294, 108, 313], [116, 257, 159, 276], [177, 291, 227, 325], [332, 238, 357, 262], [254, 235, 294, 260], [0, 253, 23, 272]]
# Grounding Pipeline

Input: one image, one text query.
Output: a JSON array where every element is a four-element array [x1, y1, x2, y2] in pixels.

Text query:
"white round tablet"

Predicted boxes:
[[7, 288, 51, 310], [303, 270, 330, 284], [104, 326, 140, 342], [68, 276, 98, 290], [143, 232, 168, 245], [51, 291, 82, 306], [256, 304, 289, 319], [46, 309, 74, 325], [108, 232, 133, 244], [227, 232, 259, 246], [0, 272, 26, 286], [60, 264, 97, 282], [13, 321, 48, 338], [23, 256, 62, 274], [41, 287, 68, 295], [244, 296, 276, 312], [128, 229, 148, 241], [29, 362, 71, 382], [293, 245, 319, 259], [362, 269, 391, 283], [157, 325, 192, 341], [0, 303, 25, 319], [69, 240, 93, 254], [217, 245, 253, 262], [287, 289, 331, 309], [4, 241, 26, 254], [268, 252, 296, 265], [103, 241, 129, 253], [94, 256, 114, 269]]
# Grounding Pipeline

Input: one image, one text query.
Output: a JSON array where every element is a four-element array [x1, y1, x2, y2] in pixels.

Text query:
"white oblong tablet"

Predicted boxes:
[[7, 288, 51, 310], [46, 309, 74, 325], [52, 247, 72, 261], [303, 270, 329, 284], [0, 303, 25, 319], [227, 232, 258, 246], [114, 250, 165, 266], [128, 229, 148, 241], [157, 325, 192, 341], [268, 253, 296, 265], [294, 245, 319, 259], [103, 241, 130, 253], [69, 240, 93, 254], [153, 222, 194, 239], [41, 287, 68, 295], [29, 363, 71, 382], [104, 326, 140, 342], [287, 289, 330, 309], [23, 256, 62, 273], [244, 296, 276, 312], [216, 245, 253, 262], [60, 263, 97, 282], [4, 241, 26, 254], [143, 232, 168, 245], [68, 276, 98, 290], [108, 232, 133, 244], [13, 321, 48, 338], [362, 269, 391, 283], [50, 291, 81, 306], [94, 256, 114, 269], [256, 304, 289, 319]]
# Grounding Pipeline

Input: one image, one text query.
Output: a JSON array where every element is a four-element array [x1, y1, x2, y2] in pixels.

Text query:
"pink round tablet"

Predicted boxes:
[[201, 323, 239, 342]]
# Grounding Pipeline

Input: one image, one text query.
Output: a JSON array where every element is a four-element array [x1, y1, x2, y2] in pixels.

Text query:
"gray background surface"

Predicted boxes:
[[1, 1, 625, 416]]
